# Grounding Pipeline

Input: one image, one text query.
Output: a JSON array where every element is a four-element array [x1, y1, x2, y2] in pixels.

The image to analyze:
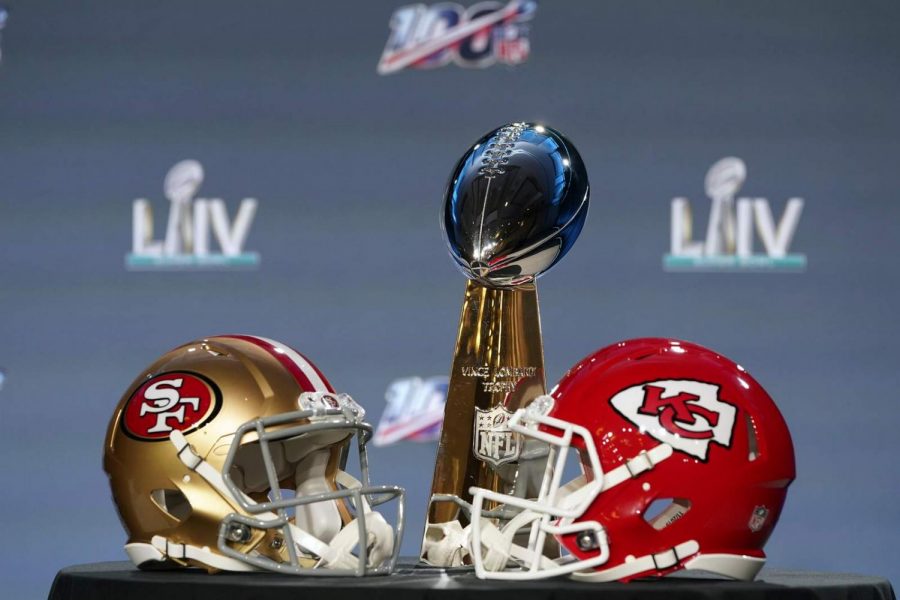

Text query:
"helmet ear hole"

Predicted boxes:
[[150, 488, 192, 522], [643, 498, 691, 531]]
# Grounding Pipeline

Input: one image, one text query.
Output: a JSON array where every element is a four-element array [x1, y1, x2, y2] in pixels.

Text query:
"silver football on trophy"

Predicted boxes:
[[442, 122, 589, 288]]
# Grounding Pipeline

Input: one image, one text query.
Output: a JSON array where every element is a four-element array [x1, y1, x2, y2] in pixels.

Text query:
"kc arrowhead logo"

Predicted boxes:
[[610, 380, 736, 460]]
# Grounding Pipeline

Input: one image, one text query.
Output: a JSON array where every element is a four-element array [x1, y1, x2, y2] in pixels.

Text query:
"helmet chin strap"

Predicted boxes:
[[421, 520, 471, 567], [422, 478, 592, 572], [570, 539, 701, 582], [469, 476, 606, 577], [166, 430, 394, 572], [421, 508, 557, 570], [475, 510, 560, 572], [318, 471, 395, 569], [465, 441, 676, 580]]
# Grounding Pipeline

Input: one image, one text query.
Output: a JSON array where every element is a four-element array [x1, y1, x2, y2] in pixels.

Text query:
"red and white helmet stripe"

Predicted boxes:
[[221, 335, 334, 393]]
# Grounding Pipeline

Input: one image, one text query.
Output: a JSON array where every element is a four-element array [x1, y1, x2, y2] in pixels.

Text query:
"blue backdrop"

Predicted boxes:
[[0, 1, 897, 598]]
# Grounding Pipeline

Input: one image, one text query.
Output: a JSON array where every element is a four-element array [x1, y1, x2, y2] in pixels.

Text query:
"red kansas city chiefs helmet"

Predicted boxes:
[[467, 338, 795, 581]]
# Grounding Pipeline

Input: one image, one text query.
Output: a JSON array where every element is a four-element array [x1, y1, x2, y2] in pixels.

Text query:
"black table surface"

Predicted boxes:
[[48, 559, 895, 600]]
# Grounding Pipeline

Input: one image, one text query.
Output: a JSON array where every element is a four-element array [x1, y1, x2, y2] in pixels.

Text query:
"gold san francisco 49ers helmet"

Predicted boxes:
[[103, 335, 405, 576]]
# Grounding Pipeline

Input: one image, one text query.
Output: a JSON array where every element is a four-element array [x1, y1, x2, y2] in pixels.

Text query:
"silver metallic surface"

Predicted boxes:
[[442, 122, 589, 288]]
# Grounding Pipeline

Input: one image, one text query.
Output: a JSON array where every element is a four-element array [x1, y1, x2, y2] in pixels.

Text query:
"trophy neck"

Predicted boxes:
[[453, 280, 544, 393]]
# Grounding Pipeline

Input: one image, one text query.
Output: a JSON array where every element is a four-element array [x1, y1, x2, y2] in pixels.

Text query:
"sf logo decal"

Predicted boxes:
[[610, 380, 736, 460], [122, 372, 221, 441], [140, 378, 201, 433]]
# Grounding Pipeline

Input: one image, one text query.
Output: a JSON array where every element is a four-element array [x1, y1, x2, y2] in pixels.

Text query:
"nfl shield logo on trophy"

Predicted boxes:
[[473, 405, 521, 466]]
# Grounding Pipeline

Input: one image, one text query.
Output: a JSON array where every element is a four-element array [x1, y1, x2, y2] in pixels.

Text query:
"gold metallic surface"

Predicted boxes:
[[103, 337, 345, 571], [421, 280, 546, 556]]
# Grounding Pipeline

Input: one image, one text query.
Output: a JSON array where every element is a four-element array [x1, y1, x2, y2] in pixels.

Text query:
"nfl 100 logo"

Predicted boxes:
[[373, 376, 448, 447], [378, 1, 537, 75]]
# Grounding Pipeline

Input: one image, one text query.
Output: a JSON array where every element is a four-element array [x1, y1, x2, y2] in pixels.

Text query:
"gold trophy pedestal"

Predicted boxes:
[[421, 279, 548, 560]]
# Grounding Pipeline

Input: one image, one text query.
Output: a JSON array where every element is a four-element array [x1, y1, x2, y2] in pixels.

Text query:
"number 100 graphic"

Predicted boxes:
[[378, 1, 537, 75]]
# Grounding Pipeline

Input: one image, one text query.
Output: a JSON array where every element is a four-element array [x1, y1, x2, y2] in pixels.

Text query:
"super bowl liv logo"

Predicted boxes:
[[126, 160, 259, 270], [378, 1, 536, 75], [664, 157, 806, 271]]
